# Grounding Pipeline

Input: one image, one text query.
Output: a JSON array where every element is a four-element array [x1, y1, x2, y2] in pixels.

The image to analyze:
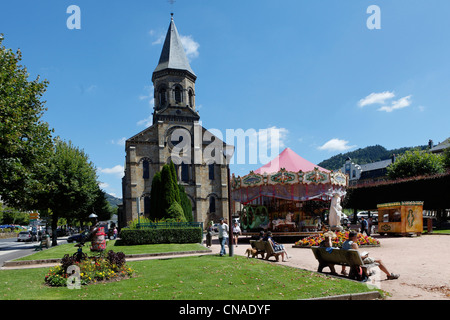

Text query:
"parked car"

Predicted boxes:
[[17, 231, 32, 242], [343, 211, 378, 224], [67, 231, 88, 243]]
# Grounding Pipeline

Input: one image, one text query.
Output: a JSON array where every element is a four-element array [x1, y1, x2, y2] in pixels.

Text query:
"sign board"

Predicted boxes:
[[29, 212, 40, 220]]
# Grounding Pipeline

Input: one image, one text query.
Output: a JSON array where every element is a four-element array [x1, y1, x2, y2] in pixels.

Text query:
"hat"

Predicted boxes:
[[219, 218, 224, 221]]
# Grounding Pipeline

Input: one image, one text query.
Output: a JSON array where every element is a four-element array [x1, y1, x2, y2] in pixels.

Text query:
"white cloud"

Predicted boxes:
[[99, 182, 109, 190], [98, 165, 124, 178], [149, 30, 199, 61], [318, 138, 356, 152], [246, 126, 289, 151], [137, 115, 152, 127], [358, 91, 413, 113], [358, 91, 395, 107], [137, 85, 155, 127], [179, 35, 200, 61], [378, 95, 412, 112], [111, 137, 126, 146]]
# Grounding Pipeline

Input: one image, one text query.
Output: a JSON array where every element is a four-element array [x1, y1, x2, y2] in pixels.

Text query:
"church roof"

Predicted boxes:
[[153, 15, 196, 77]]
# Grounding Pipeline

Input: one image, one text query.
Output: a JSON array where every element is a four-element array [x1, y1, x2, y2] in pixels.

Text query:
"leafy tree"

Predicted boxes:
[[0, 35, 54, 209], [443, 148, 450, 169], [161, 163, 180, 217], [150, 162, 193, 221], [387, 149, 445, 180], [178, 185, 193, 222], [166, 201, 186, 221], [149, 171, 163, 220], [169, 161, 181, 204], [37, 140, 99, 245]]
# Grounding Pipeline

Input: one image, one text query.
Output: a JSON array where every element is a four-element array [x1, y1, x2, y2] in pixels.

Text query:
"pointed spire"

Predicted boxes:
[[153, 15, 195, 76]]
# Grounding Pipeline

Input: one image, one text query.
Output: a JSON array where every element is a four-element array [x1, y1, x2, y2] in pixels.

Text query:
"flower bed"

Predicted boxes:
[[294, 231, 380, 248], [45, 250, 134, 287]]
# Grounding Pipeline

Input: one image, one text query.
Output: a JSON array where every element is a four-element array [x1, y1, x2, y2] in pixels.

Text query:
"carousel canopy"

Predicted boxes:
[[254, 148, 330, 174], [231, 148, 347, 204]]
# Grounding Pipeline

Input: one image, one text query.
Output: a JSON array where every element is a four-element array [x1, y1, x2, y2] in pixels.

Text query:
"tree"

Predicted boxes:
[[443, 148, 450, 169], [37, 140, 99, 245], [0, 35, 54, 209], [166, 201, 186, 222], [178, 185, 193, 222], [161, 164, 180, 217], [387, 149, 445, 180], [149, 171, 163, 220]]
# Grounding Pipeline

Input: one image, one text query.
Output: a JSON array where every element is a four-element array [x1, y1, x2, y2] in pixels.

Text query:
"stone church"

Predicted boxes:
[[121, 15, 231, 227]]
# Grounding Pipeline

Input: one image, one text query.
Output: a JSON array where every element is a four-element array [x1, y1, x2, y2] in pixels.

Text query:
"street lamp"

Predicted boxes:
[[223, 144, 235, 257]]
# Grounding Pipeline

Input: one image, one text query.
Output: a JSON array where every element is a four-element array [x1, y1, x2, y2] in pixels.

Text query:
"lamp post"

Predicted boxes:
[[223, 145, 235, 257]]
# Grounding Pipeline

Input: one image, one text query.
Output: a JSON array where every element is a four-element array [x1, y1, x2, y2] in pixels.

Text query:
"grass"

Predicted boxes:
[[429, 230, 450, 234], [0, 255, 382, 300], [15, 240, 209, 261]]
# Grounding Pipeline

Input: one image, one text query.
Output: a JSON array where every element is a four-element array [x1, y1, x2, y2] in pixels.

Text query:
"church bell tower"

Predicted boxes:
[[152, 14, 199, 124]]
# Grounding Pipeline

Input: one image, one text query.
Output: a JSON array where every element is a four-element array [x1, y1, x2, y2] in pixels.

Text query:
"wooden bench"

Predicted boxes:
[[34, 237, 50, 251], [250, 240, 284, 262], [311, 246, 378, 281]]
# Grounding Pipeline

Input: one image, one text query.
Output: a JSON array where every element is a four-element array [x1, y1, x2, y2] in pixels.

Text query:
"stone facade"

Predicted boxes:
[[121, 16, 230, 228]]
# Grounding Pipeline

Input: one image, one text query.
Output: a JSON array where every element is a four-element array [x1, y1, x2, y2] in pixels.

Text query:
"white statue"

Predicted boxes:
[[329, 193, 343, 228]]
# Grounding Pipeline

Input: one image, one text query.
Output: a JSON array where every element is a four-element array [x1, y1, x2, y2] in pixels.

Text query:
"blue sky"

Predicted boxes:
[[1, 0, 449, 198]]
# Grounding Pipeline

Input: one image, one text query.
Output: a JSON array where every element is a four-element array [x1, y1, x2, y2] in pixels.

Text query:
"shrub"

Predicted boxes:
[[44, 250, 134, 287], [120, 227, 202, 245], [166, 201, 186, 221]]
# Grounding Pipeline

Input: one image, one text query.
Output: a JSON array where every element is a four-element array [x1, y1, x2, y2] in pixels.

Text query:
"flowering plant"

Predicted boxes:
[[45, 250, 134, 287], [294, 231, 380, 248]]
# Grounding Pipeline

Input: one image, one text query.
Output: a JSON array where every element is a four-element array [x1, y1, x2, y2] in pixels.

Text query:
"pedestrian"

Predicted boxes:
[[113, 227, 118, 240], [360, 217, 370, 236], [232, 221, 241, 247], [205, 221, 213, 248], [218, 218, 229, 256]]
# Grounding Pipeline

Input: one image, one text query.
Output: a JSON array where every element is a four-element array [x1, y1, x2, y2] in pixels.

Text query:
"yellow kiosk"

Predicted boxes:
[[377, 201, 424, 236]]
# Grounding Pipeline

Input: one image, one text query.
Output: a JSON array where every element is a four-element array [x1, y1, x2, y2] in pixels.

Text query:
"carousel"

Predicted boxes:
[[231, 148, 348, 236]]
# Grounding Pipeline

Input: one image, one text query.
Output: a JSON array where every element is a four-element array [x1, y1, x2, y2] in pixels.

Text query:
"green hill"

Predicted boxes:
[[105, 193, 122, 208], [318, 144, 428, 171]]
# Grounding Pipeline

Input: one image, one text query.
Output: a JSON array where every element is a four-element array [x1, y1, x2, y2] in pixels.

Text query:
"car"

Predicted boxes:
[[343, 211, 378, 224], [67, 231, 88, 243], [17, 231, 32, 242]]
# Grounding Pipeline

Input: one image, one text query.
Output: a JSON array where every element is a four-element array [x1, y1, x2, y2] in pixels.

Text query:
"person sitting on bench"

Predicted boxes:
[[264, 231, 290, 262], [342, 231, 400, 280], [319, 231, 338, 274]]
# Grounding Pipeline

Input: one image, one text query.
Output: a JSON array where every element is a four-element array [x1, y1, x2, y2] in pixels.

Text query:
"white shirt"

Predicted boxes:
[[218, 223, 229, 238]]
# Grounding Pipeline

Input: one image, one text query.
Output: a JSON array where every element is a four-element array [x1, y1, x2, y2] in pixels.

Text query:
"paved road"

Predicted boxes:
[[0, 236, 68, 267]]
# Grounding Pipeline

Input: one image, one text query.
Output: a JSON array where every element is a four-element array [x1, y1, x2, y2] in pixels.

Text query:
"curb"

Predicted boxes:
[[1, 249, 213, 269], [303, 291, 382, 300]]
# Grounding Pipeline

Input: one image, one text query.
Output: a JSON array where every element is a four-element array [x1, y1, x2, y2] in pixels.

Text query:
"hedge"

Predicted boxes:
[[120, 227, 203, 245]]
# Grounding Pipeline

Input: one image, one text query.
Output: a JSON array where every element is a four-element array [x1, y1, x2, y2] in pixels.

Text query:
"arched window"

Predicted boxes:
[[143, 160, 150, 179], [158, 87, 167, 107], [144, 195, 151, 216], [174, 85, 182, 103], [208, 164, 215, 180], [209, 196, 216, 213], [188, 89, 194, 108], [181, 162, 189, 183]]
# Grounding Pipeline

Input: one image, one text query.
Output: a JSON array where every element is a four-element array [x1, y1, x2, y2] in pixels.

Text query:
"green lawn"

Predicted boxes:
[[15, 240, 209, 261], [0, 255, 383, 300]]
